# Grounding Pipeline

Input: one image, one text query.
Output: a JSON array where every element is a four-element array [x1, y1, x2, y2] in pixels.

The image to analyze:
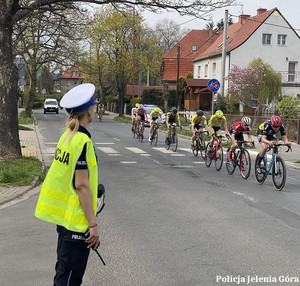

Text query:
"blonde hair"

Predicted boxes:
[[64, 108, 90, 142]]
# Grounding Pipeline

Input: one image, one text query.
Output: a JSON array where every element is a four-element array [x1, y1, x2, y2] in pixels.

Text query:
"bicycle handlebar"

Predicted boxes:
[[267, 143, 292, 153]]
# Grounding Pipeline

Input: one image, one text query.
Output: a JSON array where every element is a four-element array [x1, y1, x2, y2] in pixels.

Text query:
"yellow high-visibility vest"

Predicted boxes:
[[35, 129, 98, 232]]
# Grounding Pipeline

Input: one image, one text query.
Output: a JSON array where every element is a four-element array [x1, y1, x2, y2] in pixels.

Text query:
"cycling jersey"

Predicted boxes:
[[150, 110, 162, 119], [208, 114, 227, 127], [166, 112, 179, 124], [230, 121, 251, 135], [136, 108, 147, 116], [257, 119, 286, 141], [190, 114, 207, 127], [131, 107, 137, 116]]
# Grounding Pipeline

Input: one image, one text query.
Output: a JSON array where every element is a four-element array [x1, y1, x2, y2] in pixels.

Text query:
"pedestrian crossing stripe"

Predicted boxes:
[[97, 147, 119, 154], [125, 147, 147, 154], [152, 147, 176, 154], [170, 154, 185, 156], [120, 161, 137, 164], [95, 142, 115, 145]]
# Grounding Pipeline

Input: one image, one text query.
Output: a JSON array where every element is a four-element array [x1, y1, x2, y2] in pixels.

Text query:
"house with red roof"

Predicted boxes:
[[193, 7, 300, 113], [161, 29, 219, 104], [58, 65, 85, 94]]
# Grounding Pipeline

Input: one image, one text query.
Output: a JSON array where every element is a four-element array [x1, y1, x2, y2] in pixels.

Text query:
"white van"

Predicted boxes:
[[44, 98, 59, 114]]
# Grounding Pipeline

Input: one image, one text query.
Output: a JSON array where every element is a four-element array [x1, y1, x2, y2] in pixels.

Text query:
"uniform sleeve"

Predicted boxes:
[[76, 143, 88, 170], [279, 125, 286, 136]]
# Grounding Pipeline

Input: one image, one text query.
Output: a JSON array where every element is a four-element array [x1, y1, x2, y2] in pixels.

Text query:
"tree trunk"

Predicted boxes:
[[0, 12, 22, 160], [25, 63, 38, 117]]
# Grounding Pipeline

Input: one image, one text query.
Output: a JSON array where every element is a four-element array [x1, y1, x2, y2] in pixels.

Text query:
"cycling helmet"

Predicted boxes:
[[215, 110, 223, 119], [270, 115, 281, 128], [154, 107, 160, 112], [171, 107, 177, 114], [135, 103, 139, 108], [196, 110, 204, 117], [241, 116, 251, 126], [138, 104, 144, 110]]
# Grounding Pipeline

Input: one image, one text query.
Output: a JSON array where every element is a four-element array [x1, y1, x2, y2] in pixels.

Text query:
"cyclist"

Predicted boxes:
[[256, 115, 291, 166], [165, 107, 182, 144], [190, 110, 208, 149], [131, 103, 139, 131], [207, 110, 229, 157], [136, 104, 148, 137], [98, 102, 104, 119], [149, 107, 162, 141]]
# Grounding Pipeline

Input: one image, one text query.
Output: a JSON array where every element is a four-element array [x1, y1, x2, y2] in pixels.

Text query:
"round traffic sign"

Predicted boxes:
[[207, 78, 220, 92]]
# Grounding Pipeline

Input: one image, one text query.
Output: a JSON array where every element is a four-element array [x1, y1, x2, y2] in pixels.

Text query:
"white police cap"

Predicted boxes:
[[60, 83, 95, 113]]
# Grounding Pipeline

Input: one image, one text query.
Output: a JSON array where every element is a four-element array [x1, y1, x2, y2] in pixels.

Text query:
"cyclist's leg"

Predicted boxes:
[[191, 125, 196, 145]]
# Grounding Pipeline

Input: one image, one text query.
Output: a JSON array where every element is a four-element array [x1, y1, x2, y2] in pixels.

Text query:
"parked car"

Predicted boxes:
[[144, 105, 165, 127], [44, 98, 59, 114]]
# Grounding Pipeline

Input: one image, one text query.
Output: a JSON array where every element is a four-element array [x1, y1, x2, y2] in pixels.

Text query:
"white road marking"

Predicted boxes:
[[125, 147, 147, 154], [170, 153, 185, 157], [193, 161, 205, 164], [140, 154, 152, 157], [178, 148, 192, 152], [45, 142, 57, 145], [95, 142, 115, 145], [113, 138, 120, 141], [97, 147, 120, 154], [120, 161, 137, 164], [153, 147, 175, 154], [232, 191, 256, 202]]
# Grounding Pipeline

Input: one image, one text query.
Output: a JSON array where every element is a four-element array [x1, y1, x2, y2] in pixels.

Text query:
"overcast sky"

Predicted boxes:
[[143, 0, 300, 33]]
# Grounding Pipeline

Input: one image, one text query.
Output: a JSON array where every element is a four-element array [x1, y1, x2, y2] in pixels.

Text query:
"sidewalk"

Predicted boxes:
[[1, 111, 299, 206]]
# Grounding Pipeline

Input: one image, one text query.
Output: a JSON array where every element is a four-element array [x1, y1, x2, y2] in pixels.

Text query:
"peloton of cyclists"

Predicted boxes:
[[207, 110, 229, 157], [256, 115, 291, 168], [149, 107, 162, 141], [165, 107, 182, 144], [136, 104, 148, 138], [190, 110, 208, 149], [131, 103, 140, 131]]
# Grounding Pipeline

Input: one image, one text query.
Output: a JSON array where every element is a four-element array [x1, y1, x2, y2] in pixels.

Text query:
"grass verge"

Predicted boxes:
[[0, 157, 45, 187]]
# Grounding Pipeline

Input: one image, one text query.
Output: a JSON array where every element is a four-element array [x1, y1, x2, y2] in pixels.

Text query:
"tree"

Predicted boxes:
[[153, 18, 189, 52], [278, 95, 300, 119], [227, 58, 282, 114], [0, 0, 236, 160]]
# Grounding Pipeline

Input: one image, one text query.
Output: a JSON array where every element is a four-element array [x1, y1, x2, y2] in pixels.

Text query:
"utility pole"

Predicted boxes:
[[220, 10, 228, 97], [132, 5, 136, 102], [176, 44, 180, 108]]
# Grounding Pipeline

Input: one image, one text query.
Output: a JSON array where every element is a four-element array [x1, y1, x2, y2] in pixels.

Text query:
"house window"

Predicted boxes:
[[212, 62, 216, 76], [74, 81, 77, 85], [288, 62, 296, 82], [297, 94, 300, 100], [204, 64, 208, 77], [262, 33, 272, 45], [67, 80, 71, 86], [197, 66, 201, 78], [191, 45, 197, 52], [54, 80, 59, 86], [278, 34, 287, 45], [72, 71, 79, 76]]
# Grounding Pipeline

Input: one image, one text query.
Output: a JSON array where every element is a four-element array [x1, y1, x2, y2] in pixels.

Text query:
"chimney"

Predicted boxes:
[[257, 8, 267, 15], [239, 14, 250, 24]]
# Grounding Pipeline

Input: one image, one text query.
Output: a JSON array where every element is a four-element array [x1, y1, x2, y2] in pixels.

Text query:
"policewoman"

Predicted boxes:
[[35, 83, 99, 286]]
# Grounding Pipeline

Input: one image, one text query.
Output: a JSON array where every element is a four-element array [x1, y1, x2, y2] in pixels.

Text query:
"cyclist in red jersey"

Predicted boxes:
[[227, 117, 254, 166]]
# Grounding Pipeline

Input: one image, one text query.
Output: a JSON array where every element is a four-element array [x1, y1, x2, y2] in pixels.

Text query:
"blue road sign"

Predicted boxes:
[[207, 78, 220, 92]]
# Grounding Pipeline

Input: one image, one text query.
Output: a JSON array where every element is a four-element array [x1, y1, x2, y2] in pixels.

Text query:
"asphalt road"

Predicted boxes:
[[1, 110, 300, 286]]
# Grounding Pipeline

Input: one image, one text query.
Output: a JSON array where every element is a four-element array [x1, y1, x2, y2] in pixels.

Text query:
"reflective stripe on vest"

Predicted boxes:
[[35, 129, 98, 232]]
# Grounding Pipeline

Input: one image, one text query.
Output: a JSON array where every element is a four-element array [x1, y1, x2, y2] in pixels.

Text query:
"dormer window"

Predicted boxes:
[[72, 71, 79, 76], [191, 45, 197, 52]]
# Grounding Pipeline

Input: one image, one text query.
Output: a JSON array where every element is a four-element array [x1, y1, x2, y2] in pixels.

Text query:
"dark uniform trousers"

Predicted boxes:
[[54, 226, 90, 286]]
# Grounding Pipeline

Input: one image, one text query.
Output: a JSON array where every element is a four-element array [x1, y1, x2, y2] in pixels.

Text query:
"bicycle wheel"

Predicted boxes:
[[272, 156, 286, 191], [215, 144, 223, 171], [192, 140, 199, 157], [165, 135, 170, 150], [171, 133, 178, 152], [225, 147, 236, 175], [199, 138, 206, 159], [254, 154, 267, 184], [240, 149, 251, 179], [204, 144, 212, 167]]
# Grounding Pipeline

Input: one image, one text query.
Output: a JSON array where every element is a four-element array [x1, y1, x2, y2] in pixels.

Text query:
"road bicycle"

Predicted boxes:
[[254, 143, 292, 191], [192, 130, 208, 159], [165, 123, 180, 152], [225, 140, 254, 179], [204, 135, 227, 171], [98, 109, 104, 121], [150, 121, 160, 146], [131, 120, 138, 138], [136, 119, 144, 143]]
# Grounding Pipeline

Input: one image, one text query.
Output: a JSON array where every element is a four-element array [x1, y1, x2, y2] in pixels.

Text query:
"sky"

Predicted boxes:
[[142, 0, 300, 33]]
